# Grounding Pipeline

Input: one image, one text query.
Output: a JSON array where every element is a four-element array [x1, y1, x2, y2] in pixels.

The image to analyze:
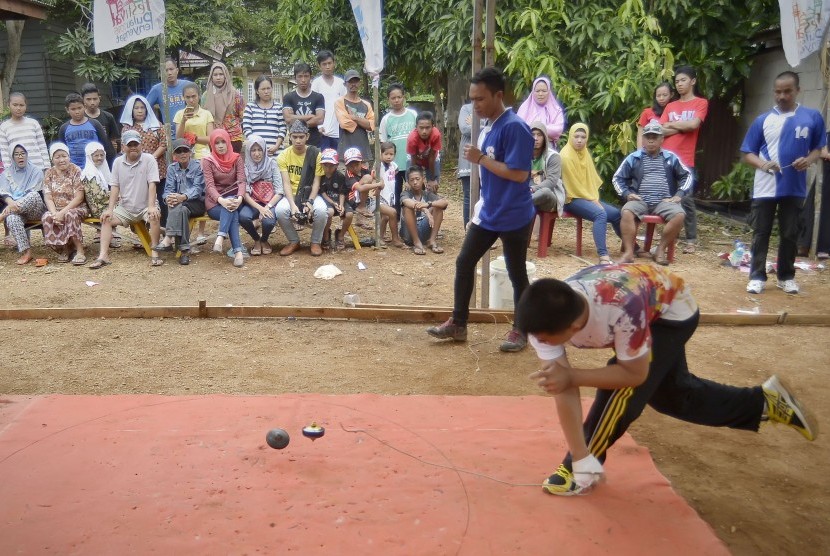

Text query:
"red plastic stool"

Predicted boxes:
[[640, 214, 676, 262], [535, 210, 583, 258]]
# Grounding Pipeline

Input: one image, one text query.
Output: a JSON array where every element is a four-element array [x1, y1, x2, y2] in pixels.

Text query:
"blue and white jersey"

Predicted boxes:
[[740, 104, 826, 199]]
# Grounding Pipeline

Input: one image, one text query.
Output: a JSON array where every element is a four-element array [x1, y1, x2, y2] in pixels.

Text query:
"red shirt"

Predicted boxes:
[[406, 127, 442, 166], [638, 107, 657, 128], [659, 97, 708, 167]]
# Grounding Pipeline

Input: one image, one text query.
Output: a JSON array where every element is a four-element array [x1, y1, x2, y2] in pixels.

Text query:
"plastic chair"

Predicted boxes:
[[535, 210, 583, 258]]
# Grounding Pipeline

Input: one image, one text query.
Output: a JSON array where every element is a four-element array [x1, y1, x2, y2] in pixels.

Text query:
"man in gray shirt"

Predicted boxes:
[[90, 129, 163, 268]]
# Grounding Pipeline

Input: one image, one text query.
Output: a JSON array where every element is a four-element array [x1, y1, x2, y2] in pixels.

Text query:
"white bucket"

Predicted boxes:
[[487, 256, 536, 310]]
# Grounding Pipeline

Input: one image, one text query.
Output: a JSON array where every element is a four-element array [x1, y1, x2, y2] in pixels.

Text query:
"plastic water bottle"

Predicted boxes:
[[729, 240, 745, 267]]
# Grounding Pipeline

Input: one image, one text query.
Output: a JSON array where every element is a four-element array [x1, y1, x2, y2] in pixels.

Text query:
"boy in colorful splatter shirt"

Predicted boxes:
[[516, 263, 817, 496]]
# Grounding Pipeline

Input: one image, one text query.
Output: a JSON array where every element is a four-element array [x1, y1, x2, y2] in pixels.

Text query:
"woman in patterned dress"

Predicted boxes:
[[41, 143, 88, 264]]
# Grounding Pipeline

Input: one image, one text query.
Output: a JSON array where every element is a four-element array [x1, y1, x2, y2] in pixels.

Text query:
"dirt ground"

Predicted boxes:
[[1, 184, 828, 555]]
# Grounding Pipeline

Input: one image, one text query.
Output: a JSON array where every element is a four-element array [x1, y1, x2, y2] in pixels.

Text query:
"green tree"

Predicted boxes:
[[270, 0, 777, 180], [46, 0, 282, 84]]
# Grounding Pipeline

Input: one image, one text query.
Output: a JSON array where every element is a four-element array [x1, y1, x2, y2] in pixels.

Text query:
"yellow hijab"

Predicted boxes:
[[560, 123, 602, 202]]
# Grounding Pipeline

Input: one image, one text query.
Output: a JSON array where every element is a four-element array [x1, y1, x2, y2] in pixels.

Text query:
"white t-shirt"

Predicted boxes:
[[530, 264, 698, 362], [378, 161, 397, 205], [311, 75, 347, 139]]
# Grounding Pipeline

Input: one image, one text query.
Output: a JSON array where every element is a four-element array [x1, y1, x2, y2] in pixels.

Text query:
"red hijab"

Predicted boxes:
[[204, 129, 239, 173]]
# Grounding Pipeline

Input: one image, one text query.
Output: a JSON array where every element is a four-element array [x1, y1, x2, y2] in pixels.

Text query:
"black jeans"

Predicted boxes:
[[749, 196, 801, 281], [560, 311, 765, 470], [452, 220, 533, 326]]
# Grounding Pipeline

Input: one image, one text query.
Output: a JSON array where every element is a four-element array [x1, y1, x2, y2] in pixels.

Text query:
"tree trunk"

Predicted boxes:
[[1, 20, 26, 108]]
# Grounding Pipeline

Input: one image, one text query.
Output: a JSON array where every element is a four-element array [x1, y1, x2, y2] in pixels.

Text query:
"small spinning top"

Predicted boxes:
[[302, 422, 325, 441]]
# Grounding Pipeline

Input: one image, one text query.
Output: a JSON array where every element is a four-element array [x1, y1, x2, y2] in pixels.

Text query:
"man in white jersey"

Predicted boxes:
[[312, 50, 347, 152]]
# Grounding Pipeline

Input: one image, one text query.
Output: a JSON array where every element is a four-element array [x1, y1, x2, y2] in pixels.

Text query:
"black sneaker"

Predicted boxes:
[[426, 318, 467, 341], [499, 329, 527, 352]]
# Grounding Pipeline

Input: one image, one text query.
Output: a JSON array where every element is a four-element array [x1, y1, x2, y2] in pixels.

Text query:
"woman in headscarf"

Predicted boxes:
[[202, 128, 246, 267], [560, 123, 621, 265], [0, 144, 46, 264], [239, 134, 283, 256], [517, 76, 566, 145], [121, 94, 168, 224], [41, 142, 88, 264], [203, 62, 246, 153], [80, 141, 111, 219]]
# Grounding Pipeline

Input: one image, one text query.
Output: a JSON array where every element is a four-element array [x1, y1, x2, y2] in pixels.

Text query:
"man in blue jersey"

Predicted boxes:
[[741, 71, 826, 295], [427, 67, 535, 352]]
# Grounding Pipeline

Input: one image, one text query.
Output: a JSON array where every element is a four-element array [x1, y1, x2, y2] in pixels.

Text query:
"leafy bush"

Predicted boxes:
[[710, 161, 754, 201]]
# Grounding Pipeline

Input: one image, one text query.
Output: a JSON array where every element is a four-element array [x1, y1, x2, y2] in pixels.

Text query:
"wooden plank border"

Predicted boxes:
[[0, 302, 827, 326]]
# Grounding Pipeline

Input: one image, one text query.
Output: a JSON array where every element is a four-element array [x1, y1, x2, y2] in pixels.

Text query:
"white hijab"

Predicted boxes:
[[81, 141, 112, 189], [120, 94, 162, 131]]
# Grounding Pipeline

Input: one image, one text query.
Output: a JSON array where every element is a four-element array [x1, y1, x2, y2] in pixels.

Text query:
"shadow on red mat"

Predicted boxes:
[[0, 394, 727, 555]]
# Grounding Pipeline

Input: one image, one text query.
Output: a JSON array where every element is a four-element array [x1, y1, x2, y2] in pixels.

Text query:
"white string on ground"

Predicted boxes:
[[340, 423, 541, 487]]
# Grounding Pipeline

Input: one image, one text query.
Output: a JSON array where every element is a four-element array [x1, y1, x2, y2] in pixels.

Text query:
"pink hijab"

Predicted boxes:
[[517, 76, 566, 144]]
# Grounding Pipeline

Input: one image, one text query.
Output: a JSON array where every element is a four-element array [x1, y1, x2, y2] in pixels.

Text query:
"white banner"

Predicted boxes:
[[349, 0, 384, 76], [93, 0, 166, 54], [779, 0, 830, 67]]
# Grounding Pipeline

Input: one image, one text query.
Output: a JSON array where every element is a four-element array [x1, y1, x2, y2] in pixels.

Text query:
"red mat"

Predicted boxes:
[[0, 395, 727, 555]]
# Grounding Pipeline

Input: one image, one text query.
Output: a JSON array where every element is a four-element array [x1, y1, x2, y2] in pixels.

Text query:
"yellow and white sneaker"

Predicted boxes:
[[763, 375, 818, 441], [542, 456, 604, 496]]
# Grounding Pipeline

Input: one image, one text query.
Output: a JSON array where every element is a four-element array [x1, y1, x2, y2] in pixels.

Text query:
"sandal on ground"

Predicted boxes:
[[16, 253, 33, 265], [109, 238, 122, 248], [250, 244, 262, 256], [153, 242, 173, 252], [4, 236, 17, 247], [390, 240, 406, 248], [335, 240, 345, 251], [213, 239, 224, 253], [71, 254, 87, 266], [233, 253, 244, 267], [150, 257, 165, 267], [682, 243, 696, 254], [413, 246, 426, 255], [598, 256, 613, 265], [652, 252, 669, 266], [57, 252, 71, 263], [195, 235, 208, 245], [89, 258, 111, 269], [261, 242, 272, 255], [428, 243, 444, 254]]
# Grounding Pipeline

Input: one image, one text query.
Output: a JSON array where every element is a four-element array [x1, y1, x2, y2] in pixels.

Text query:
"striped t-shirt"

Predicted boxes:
[[638, 152, 669, 205], [243, 102, 287, 151], [0, 117, 50, 170]]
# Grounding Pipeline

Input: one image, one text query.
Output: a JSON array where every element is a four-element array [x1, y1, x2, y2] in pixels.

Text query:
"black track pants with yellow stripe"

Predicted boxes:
[[560, 310, 766, 470]]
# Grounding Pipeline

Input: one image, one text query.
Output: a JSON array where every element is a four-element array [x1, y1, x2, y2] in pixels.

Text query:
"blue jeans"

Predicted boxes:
[[564, 198, 622, 257], [319, 136, 338, 151], [239, 204, 276, 243], [207, 204, 243, 253]]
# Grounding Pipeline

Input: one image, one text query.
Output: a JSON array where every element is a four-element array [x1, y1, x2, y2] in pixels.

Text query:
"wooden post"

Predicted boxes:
[[158, 33, 173, 165], [469, 0, 484, 308], [373, 75, 382, 248], [478, 0, 497, 309]]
